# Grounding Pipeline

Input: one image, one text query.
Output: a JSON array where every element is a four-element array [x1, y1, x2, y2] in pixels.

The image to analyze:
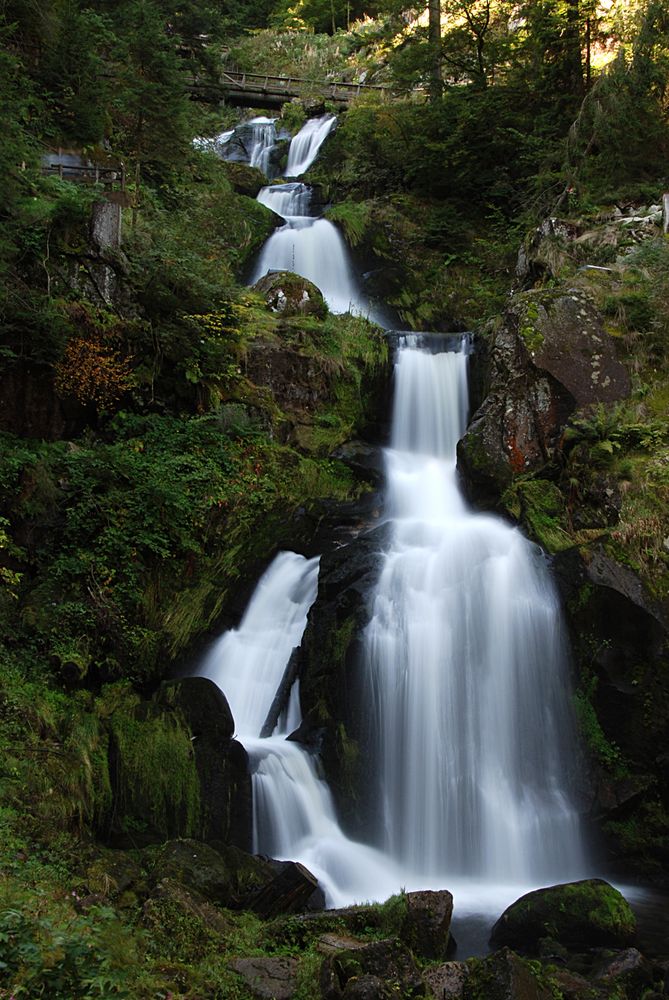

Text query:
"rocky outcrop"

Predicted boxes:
[[464, 948, 553, 1000], [159, 676, 252, 847], [296, 522, 390, 833], [490, 879, 637, 953], [231, 957, 299, 1000], [457, 288, 630, 507], [402, 890, 454, 960]]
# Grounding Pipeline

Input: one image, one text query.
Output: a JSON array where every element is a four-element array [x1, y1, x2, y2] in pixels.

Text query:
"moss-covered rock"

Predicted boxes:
[[489, 879, 637, 953], [253, 271, 328, 318], [464, 949, 553, 1000]]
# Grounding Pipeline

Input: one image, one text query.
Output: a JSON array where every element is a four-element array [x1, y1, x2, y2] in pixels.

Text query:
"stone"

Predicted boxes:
[[159, 677, 252, 846], [142, 876, 231, 937], [222, 160, 269, 198], [547, 968, 593, 1000], [253, 270, 328, 318], [402, 889, 454, 960], [320, 938, 425, 1000], [423, 961, 469, 999], [464, 948, 552, 1000], [247, 860, 319, 918], [146, 838, 274, 909], [594, 947, 651, 982], [490, 879, 637, 953], [231, 956, 299, 1000]]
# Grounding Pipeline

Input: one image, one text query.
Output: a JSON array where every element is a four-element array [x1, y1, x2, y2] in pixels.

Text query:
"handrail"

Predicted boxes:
[[221, 69, 389, 93]]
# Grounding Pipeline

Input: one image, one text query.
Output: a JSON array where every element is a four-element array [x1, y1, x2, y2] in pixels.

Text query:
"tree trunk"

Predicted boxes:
[[429, 0, 442, 101]]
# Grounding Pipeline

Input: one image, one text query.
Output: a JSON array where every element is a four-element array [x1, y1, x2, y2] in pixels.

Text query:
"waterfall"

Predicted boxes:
[[284, 114, 337, 177], [363, 339, 587, 884], [198, 551, 407, 909], [212, 112, 387, 323]]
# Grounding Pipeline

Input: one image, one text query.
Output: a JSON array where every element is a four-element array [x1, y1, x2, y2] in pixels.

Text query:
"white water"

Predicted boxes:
[[363, 342, 587, 886], [198, 551, 406, 908], [199, 339, 588, 920], [285, 114, 336, 177], [210, 112, 383, 321]]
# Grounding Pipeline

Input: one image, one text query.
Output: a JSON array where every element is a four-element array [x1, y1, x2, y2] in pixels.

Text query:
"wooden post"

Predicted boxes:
[[663, 193, 669, 234]]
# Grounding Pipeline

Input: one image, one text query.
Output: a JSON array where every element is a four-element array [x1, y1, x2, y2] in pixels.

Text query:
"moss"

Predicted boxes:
[[98, 683, 200, 840], [518, 301, 545, 354], [503, 479, 573, 553]]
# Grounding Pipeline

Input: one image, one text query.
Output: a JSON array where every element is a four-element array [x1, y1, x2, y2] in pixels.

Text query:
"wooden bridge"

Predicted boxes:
[[218, 70, 390, 108]]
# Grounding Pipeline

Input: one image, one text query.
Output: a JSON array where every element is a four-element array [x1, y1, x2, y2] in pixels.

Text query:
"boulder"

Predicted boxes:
[[146, 838, 273, 909], [464, 948, 552, 1000], [253, 271, 328, 319], [231, 956, 299, 1000], [594, 947, 651, 982], [159, 677, 252, 847], [402, 889, 454, 960], [423, 961, 469, 999], [490, 879, 637, 953], [320, 938, 425, 1000], [246, 860, 320, 919]]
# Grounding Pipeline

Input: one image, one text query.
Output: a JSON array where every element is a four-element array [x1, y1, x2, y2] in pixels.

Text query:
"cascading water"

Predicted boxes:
[[198, 551, 407, 908], [363, 338, 587, 886], [212, 113, 387, 322], [198, 337, 588, 931]]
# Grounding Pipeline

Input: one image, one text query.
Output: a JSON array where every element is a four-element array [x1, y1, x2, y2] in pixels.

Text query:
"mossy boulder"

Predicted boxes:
[[222, 160, 268, 198], [253, 271, 328, 319], [146, 838, 274, 909], [489, 879, 637, 953], [320, 938, 425, 1000], [464, 949, 552, 1000]]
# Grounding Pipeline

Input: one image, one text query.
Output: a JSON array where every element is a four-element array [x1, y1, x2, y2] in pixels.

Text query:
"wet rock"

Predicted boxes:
[[490, 879, 637, 953], [423, 960, 469, 999], [231, 956, 299, 1000], [159, 677, 251, 846], [246, 860, 319, 919], [297, 523, 391, 832], [457, 317, 574, 505], [245, 339, 330, 416], [320, 938, 425, 1000], [253, 271, 328, 318], [464, 948, 552, 1000], [402, 889, 454, 960]]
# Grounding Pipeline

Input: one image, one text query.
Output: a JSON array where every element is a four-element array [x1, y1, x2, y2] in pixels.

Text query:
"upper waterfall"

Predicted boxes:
[[285, 114, 336, 176]]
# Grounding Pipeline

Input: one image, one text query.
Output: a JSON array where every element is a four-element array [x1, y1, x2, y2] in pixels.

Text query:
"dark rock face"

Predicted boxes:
[[528, 290, 630, 404], [231, 956, 299, 1000], [490, 879, 637, 954], [253, 271, 328, 318], [296, 523, 391, 833], [320, 938, 425, 1000], [457, 316, 575, 506], [159, 676, 251, 847], [464, 948, 553, 1000], [457, 290, 630, 507], [402, 889, 454, 960], [246, 339, 332, 415], [147, 838, 276, 909]]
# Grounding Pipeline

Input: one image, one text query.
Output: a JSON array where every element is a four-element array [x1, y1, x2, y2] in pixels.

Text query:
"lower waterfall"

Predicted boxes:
[[198, 337, 588, 926]]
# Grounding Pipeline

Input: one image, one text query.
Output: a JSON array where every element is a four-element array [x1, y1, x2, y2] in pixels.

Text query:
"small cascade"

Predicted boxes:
[[198, 551, 405, 908], [284, 114, 337, 177], [213, 116, 284, 178]]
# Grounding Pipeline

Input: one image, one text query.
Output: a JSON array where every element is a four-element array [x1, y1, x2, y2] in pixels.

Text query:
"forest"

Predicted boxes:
[[1, 0, 669, 996]]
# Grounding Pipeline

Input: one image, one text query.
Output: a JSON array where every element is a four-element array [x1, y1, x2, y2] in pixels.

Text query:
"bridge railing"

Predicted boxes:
[[220, 69, 390, 100]]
